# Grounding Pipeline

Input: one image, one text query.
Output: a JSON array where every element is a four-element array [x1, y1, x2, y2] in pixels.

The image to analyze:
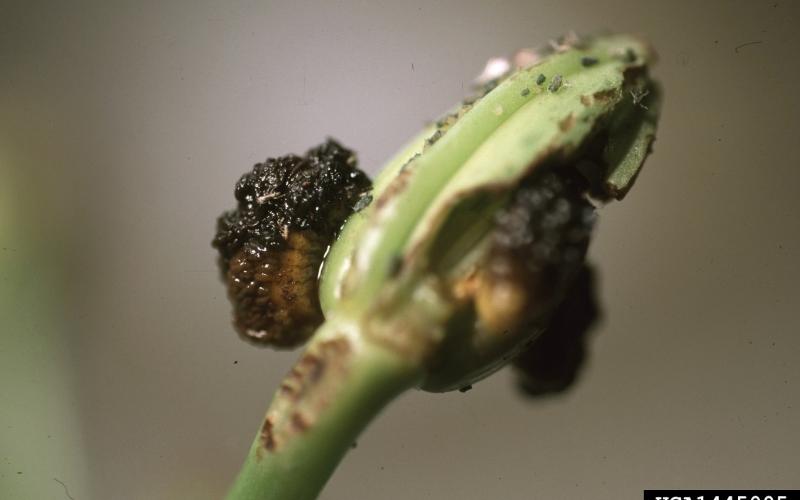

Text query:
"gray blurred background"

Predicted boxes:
[[2, 1, 798, 499]]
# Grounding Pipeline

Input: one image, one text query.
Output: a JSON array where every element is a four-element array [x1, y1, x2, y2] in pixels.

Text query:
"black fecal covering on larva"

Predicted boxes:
[[513, 264, 600, 397], [475, 163, 597, 336], [421, 165, 598, 392], [491, 166, 596, 293], [212, 139, 371, 348], [213, 139, 371, 264]]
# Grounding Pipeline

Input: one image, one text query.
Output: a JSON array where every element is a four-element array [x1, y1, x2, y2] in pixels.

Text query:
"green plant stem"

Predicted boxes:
[[225, 318, 422, 500]]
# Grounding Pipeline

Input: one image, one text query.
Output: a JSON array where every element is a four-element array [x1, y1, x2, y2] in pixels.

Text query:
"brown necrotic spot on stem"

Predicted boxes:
[[290, 411, 311, 432], [280, 351, 324, 401], [259, 416, 277, 454], [260, 337, 353, 453]]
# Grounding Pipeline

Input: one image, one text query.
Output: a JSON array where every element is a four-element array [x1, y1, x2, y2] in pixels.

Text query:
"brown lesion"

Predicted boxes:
[[374, 167, 413, 211], [593, 88, 618, 103], [451, 265, 479, 302], [457, 164, 595, 337], [558, 113, 576, 132], [474, 253, 550, 335], [279, 352, 322, 400], [363, 318, 434, 367], [259, 416, 276, 453], [290, 411, 311, 433], [361, 278, 453, 366], [258, 337, 353, 454]]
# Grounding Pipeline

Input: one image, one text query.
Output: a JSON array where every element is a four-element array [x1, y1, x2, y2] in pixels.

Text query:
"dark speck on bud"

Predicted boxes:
[[615, 47, 637, 63], [520, 88, 531, 97], [353, 193, 373, 212], [536, 73, 546, 85], [425, 129, 443, 148], [580, 56, 598, 67], [548, 74, 563, 92]]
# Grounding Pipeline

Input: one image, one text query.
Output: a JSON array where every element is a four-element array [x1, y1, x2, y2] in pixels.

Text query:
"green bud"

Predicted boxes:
[[320, 32, 660, 390]]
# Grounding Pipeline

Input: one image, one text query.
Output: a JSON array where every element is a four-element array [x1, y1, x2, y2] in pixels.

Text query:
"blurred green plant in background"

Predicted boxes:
[[0, 157, 88, 499]]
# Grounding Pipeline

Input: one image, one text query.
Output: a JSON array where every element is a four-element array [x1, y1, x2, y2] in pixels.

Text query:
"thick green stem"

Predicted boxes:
[[225, 318, 422, 500]]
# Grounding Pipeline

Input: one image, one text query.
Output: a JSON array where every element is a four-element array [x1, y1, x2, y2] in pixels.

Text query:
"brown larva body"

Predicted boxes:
[[225, 231, 326, 347]]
